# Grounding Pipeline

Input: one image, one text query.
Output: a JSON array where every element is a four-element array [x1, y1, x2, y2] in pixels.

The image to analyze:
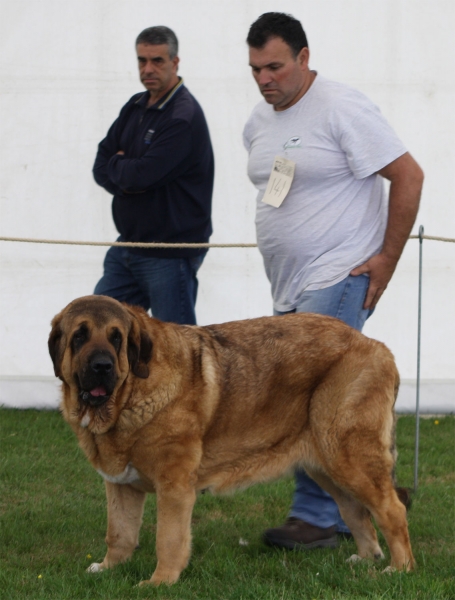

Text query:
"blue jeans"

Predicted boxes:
[[94, 245, 205, 325], [274, 274, 373, 531]]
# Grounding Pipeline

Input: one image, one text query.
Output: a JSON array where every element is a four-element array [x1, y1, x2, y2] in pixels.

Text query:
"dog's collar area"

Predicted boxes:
[[80, 412, 91, 428]]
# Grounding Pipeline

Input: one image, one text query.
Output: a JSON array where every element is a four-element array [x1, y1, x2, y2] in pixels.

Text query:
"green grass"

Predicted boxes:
[[1, 409, 454, 599]]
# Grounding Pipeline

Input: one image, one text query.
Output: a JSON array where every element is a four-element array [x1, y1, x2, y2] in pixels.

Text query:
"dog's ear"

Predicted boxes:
[[126, 309, 153, 379], [48, 315, 64, 379]]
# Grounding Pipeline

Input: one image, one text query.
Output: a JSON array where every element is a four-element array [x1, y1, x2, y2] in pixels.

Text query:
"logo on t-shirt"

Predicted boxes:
[[284, 136, 302, 149]]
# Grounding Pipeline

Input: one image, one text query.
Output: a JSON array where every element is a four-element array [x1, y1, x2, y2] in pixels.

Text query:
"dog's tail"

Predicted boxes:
[[395, 486, 413, 511]]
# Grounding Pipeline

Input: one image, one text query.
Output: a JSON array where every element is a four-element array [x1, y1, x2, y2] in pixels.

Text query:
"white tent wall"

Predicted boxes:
[[0, 0, 454, 412]]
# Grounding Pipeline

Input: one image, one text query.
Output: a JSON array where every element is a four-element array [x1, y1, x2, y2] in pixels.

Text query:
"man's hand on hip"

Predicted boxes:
[[351, 152, 424, 310], [350, 254, 397, 310]]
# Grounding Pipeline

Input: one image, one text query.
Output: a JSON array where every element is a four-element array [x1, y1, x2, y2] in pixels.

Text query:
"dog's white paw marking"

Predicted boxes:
[[96, 463, 140, 485], [87, 562, 103, 573], [346, 554, 363, 563], [382, 566, 396, 574]]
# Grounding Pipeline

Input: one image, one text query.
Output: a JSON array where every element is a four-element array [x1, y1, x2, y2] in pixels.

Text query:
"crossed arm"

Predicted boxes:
[[350, 152, 424, 309], [93, 118, 192, 195]]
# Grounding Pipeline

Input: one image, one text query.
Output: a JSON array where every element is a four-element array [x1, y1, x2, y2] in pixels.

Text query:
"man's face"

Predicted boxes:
[[249, 36, 310, 111], [136, 43, 179, 100]]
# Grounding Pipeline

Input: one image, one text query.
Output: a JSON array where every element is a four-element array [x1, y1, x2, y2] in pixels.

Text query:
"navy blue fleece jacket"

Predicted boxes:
[[93, 81, 214, 257]]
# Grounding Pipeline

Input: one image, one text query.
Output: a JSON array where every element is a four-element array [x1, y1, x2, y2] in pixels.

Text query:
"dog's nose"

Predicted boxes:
[[90, 355, 113, 373]]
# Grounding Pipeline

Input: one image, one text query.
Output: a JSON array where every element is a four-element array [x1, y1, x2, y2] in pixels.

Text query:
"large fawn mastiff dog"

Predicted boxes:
[[48, 295, 414, 586]]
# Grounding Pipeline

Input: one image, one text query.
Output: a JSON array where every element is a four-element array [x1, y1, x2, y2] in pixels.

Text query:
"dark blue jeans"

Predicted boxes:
[[274, 274, 374, 531], [94, 245, 205, 325]]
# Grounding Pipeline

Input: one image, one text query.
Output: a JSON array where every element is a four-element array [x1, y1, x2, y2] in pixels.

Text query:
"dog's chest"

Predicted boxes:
[[96, 463, 140, 485]]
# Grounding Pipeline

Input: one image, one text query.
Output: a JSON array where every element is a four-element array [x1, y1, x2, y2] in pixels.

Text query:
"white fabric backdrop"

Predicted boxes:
[[0, 0, 454, 411]]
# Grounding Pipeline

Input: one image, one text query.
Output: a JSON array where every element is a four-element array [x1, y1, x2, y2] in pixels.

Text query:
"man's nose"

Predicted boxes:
[[143, 60, 156, 74], [257, 69, 272, 86]]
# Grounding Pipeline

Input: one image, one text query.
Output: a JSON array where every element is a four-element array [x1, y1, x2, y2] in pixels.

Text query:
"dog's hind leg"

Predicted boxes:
[[308, 465, 414, 571], [334, 470, 415, 571], [362, 484, 415, 572], [87, 481, 146, 573], [305, 467, 384, 562], [324, 432, 415, 571]]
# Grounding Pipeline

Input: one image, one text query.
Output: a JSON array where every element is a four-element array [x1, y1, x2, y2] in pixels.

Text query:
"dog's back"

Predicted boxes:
[[189, 313, 399, 495]]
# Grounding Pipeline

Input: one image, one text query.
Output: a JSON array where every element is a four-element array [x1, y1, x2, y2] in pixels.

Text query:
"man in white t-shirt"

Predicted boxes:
[[243, 12, 423, 550]]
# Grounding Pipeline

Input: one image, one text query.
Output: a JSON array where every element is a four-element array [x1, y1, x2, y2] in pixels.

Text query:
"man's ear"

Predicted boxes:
[[298, 46, 310, 69], [126, 309, 153, 379], [48, 316, 64, 379]]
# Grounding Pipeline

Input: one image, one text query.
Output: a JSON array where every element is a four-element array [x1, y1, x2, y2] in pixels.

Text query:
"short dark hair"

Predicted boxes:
[[247, 12, 308, 57], [135, 26, 178, 59]]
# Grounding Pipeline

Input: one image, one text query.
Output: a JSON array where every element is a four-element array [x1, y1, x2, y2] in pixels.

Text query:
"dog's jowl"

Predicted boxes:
[[49, 295, 414, 586]]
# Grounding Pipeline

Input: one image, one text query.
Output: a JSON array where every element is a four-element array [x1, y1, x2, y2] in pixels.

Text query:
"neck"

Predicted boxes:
[[146, 76, 180, 107], [275, 70, 316, 112]]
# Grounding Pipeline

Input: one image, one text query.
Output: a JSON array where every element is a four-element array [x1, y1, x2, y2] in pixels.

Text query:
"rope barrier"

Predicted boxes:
[[0, 234, 454, 248], [0, 236, 256, 248], [408, 234, 455, 243]]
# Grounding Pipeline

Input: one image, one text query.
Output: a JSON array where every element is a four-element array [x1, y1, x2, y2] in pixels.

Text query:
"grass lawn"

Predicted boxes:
[[0, 409, 454, 599]]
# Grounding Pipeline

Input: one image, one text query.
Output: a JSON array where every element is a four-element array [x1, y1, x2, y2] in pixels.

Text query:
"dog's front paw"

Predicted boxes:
[[346, 554, 363, 564], [138, 568, 181, 587], [382, 565, 396, 574], [86, 562, 105, 573]]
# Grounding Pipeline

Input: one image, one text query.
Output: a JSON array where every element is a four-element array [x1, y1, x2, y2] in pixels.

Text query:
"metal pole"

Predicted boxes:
[[414, 225, 424, 492]]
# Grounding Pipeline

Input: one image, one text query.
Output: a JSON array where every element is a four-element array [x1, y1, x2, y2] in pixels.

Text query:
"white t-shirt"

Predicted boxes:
[[243, 74, 407, 312]]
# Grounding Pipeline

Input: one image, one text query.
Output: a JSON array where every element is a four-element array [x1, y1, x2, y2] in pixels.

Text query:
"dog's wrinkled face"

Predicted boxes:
[[48, 296, 152, 429], [70, 318, 122, 407]]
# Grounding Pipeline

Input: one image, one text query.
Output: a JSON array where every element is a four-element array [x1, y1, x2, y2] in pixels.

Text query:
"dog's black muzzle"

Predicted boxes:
[[77, 350, 117, 407]]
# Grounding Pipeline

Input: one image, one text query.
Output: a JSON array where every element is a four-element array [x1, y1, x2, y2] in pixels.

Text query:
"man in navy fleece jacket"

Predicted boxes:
[[93, 26, 214, 325]]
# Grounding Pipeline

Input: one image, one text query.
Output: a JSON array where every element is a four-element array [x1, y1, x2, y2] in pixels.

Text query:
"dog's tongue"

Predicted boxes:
[[90, 386, 107, 397]]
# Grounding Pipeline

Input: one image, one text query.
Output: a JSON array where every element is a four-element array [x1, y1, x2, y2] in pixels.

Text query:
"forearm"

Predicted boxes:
[[107, 120, 192, 192], [350, 152, 424, 308], [93, 168, 120, 196], [93, 108, 130, 196], [93, 143, 121, 195], [380, 156, 424, 265]]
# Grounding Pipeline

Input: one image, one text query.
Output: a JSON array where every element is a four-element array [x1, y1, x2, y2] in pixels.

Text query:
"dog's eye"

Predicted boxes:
[[71, 326, 88, 351], [110, 329, 122, 352]]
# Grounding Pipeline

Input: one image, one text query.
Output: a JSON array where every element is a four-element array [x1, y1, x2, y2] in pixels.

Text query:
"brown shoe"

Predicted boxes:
[[263, 517, 338, 550]]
